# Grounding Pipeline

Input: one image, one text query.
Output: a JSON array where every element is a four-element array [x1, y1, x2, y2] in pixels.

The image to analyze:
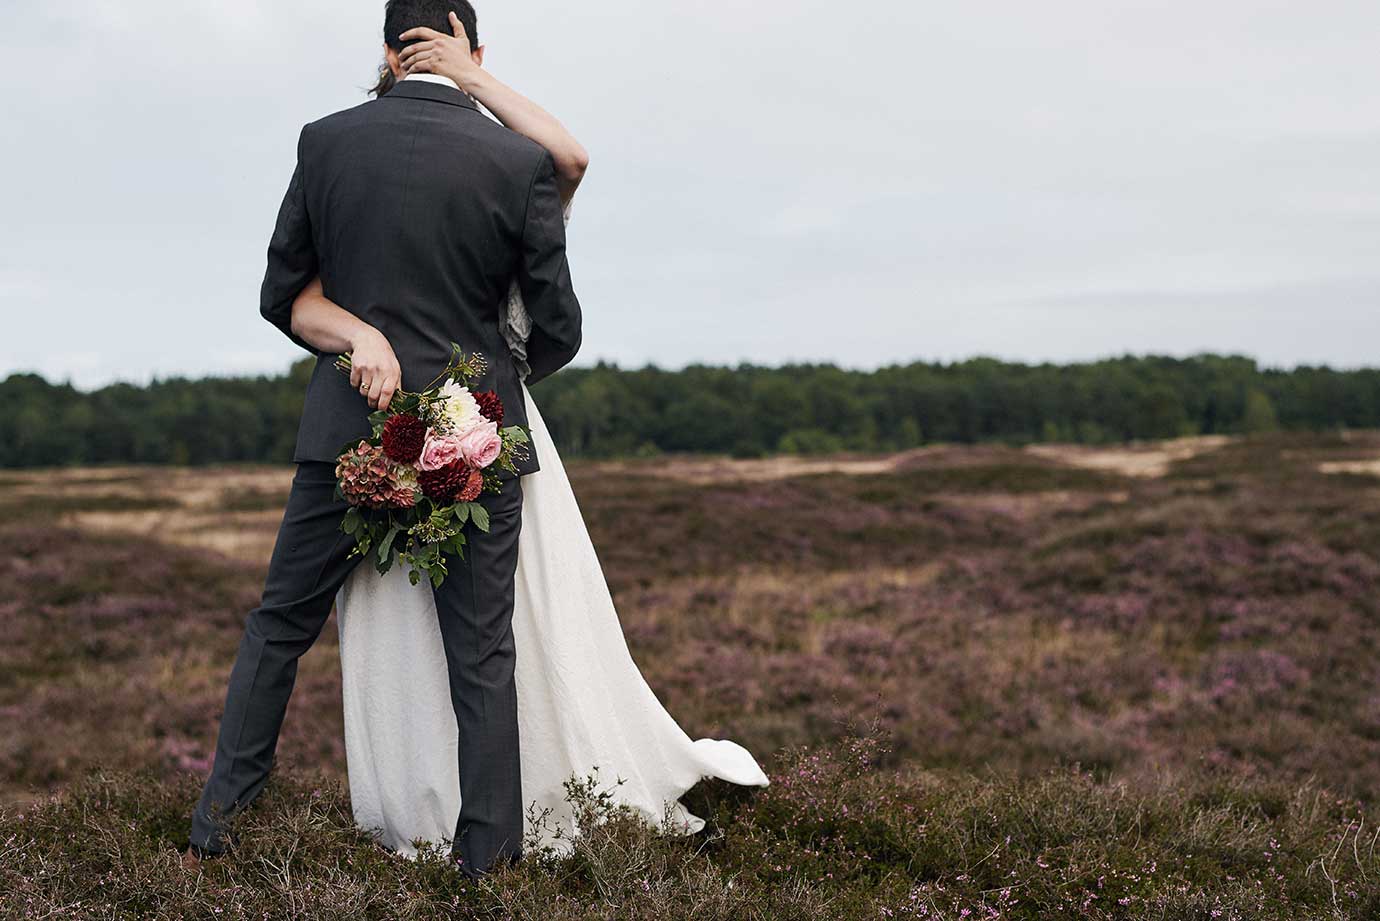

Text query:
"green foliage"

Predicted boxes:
[[3, 354, 1379, 467], [1242, 388, 1281, 433]]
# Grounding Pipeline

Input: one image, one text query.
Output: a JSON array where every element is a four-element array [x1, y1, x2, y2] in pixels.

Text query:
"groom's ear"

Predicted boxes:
[[384, 43, 405, 79], [472, 45, 485, 68]]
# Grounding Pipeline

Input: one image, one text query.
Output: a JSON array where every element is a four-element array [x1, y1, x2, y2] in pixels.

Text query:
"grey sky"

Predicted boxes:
[[3, 0, 1377, 388]]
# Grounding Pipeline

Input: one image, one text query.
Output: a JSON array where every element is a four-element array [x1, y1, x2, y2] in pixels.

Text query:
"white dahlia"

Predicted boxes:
[[437, 380, 486, 435]]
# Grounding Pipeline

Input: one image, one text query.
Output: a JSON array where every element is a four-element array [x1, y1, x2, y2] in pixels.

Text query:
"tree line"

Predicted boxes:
[[2, 354, 1377, 468]]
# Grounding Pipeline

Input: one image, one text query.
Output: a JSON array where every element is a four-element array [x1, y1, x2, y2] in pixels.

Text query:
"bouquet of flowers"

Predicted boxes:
[[333, 343, 529, 587]]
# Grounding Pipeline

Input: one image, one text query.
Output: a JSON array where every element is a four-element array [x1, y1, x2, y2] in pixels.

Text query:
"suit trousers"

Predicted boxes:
[[190, 461, 525, 874]]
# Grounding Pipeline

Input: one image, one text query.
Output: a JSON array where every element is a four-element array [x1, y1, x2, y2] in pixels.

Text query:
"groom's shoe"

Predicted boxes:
[[454, 850, 522, 880], [180, 843, 221, 871]]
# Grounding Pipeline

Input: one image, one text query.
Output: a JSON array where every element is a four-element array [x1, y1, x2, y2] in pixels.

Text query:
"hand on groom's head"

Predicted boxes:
[[398, 12, 484, 87]]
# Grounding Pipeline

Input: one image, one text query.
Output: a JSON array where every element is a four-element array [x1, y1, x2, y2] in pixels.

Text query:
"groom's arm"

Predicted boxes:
[[260, 127, 320, 354], [517, 152, 582, 386]]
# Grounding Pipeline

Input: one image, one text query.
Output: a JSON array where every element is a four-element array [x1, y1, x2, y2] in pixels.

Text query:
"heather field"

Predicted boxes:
[[4, 432, 1380, 919]]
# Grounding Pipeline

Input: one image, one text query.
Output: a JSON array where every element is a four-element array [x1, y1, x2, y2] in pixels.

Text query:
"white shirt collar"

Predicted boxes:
[[403, 73, 461, 92]]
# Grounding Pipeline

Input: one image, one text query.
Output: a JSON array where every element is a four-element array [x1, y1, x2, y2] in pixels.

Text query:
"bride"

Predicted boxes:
[[292, 15, 767, 862]]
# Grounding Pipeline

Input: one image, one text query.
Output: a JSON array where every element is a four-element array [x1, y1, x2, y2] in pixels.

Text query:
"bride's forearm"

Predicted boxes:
[[291, 278, 402, 409], [462, 70, 589, 202], [289, 278, 379, 355]]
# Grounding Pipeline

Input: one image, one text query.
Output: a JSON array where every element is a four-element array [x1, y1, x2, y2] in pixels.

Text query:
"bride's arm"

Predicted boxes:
[[399, 14, 589, 203], [290, 278, 402, 410]]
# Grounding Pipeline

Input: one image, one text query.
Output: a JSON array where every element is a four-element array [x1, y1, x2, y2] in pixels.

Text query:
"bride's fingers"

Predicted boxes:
[[402, 54, 436, 73], [377, 376, 398, 410], [402, 49, 439, 70], [398, 26, 446, 43], [448, 11, 470, 44], [397, 40, 437, 65]]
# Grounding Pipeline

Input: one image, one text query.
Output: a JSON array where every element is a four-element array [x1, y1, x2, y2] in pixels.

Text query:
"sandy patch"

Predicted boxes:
[[940, 489, 1131, 519], [590, 447, 947, 485], [0, 466, 297, 564], [1319, 460, 1380, 477], [1025, 436, 1232, 479], [66, 508, 283, 563]]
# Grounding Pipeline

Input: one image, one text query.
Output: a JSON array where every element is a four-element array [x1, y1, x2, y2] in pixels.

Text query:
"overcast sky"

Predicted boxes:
[[3, 0, 1377, 388]]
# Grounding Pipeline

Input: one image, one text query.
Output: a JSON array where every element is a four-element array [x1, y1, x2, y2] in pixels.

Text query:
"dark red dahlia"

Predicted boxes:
[[457, 467, 484, 502], [474, 390, 504, 425], [381, 413, 427, 464], [418, 460, 472, 502]]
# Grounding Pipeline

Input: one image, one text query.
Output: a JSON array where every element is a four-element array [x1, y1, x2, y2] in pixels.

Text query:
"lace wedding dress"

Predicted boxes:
[[334, 211, 768, 857]]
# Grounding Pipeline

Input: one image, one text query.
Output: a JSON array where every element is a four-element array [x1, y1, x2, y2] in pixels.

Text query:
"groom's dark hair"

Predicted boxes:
[[372, 0, 479, 97], [385, 0, 478, 51]]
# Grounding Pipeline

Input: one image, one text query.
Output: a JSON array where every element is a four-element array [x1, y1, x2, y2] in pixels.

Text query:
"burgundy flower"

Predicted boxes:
[[418, 460, 473, 502], [381, 413, 427, 464], [474, 390, 504, 425]]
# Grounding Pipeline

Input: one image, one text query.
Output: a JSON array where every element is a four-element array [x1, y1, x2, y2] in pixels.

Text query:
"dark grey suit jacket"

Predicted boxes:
[[260, 78, 582, 475]]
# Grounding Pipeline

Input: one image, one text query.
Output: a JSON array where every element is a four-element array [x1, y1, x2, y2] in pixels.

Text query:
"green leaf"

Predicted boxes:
[[452, 504, 471, 526], [342, 507, 363, 536], [468, 502, 490, 532], [442, 533, 467, 558], [377, 524, 401, 565], [501, 425, 530, 445]]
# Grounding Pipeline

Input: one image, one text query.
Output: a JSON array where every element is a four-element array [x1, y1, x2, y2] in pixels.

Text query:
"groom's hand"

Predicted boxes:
[[348, 327, 402, 411]]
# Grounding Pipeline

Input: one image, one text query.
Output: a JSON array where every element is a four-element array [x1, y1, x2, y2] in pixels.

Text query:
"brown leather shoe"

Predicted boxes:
[[181, 847, 202, 872]]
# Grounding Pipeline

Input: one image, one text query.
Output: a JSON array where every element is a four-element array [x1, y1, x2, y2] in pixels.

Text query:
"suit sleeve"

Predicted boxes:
[[516, 152, 583, 386], [259, 128, 320, 354]]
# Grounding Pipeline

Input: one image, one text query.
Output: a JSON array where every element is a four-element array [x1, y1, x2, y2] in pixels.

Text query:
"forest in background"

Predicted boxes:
[[2, 353, 1378, 467]]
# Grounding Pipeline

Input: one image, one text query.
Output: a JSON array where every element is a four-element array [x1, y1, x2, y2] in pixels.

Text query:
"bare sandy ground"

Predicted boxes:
[[0, 436, 1241, 564], [1024, 435, 1232, 479], [1319, 459, 1380, 477], [4, 465, 293, 564], [596, 437, 1238, 486], [588, 447, 947, 486]]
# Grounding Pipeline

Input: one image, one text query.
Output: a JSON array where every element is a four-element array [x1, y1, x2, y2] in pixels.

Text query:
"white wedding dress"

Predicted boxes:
[[334, 210, 767, 857]]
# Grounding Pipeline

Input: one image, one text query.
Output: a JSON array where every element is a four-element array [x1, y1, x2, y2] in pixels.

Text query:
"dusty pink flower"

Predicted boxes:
[[458, 421, 503, 468], [335, 442, 419, 509], [418, 430, 465, 471]]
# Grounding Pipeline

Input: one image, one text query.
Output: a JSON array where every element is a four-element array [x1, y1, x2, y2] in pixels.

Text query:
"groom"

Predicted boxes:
[[187, 0, 581, 876]]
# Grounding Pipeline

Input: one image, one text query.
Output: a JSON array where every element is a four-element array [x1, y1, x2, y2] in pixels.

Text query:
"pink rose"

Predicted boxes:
[[458, 421, 503, 469], [418, 430, 465, 471]]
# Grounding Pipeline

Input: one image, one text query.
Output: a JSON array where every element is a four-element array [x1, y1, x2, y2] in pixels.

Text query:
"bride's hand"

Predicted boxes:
[[398, 12, 483, 91], [348, 326, 403, 411]]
